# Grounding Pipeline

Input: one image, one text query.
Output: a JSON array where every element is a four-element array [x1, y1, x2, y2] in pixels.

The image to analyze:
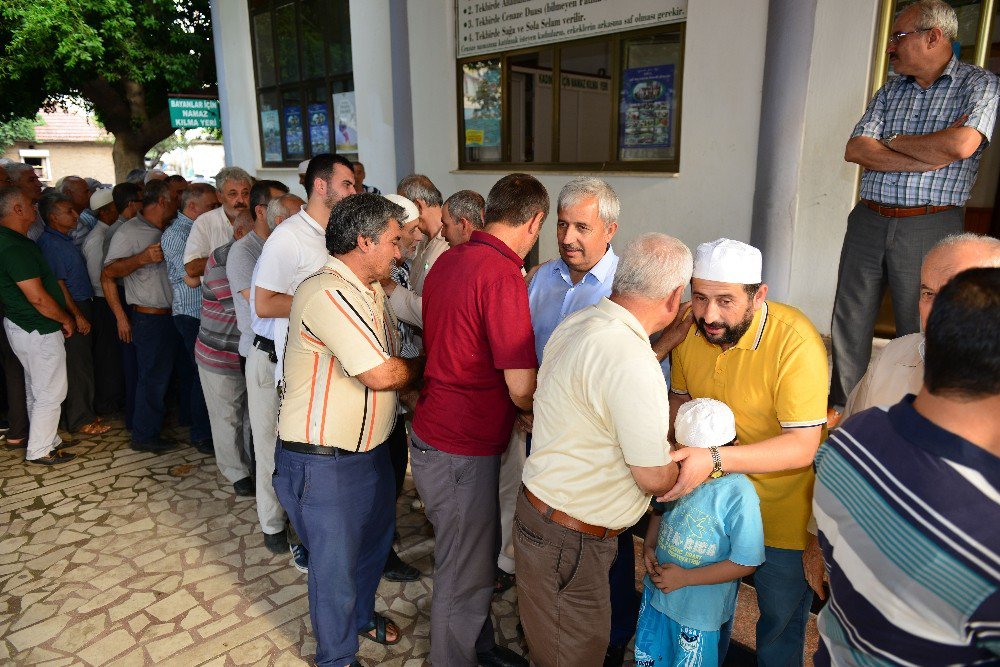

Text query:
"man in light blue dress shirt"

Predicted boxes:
[[496, 177, 649, 666]]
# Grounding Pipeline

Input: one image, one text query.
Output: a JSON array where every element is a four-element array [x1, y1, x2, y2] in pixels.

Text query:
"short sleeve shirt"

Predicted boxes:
[[253, 208, 330, 382], [183, 205, 233, 265], [522, 298, 672, 529], [195, 242, 242, 375], [160, 213, 202, 317], [0, 226, 67, 334], [226, 230, 265, 357], [37, 226, 94, 302], [277, 258, 401, 451], [104, 215, 172, 309], [670, 301, 828, 550], [647, 474, 765, 631], [413, 230, 537, 456], [81, 222, 110, 297], [851, 57, 1000, 206]]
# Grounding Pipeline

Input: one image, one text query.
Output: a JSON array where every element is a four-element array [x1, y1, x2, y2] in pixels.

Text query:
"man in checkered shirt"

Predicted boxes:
[[830, 0, 1000, 425]]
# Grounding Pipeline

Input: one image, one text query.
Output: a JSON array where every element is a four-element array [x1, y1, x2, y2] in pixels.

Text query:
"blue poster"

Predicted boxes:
[[260, 109, 282, 162], [308, 103, 330, 154], [284, 105, 304, 158], [620, 65, 674, 150]]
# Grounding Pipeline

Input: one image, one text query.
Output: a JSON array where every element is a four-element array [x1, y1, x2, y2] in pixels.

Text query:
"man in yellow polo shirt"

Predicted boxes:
[[665, 238, 827, 666]]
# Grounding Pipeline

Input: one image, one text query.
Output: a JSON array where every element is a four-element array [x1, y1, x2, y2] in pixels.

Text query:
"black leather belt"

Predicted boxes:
[[253, 335, 277, 363], [280, 440, 359, 456]]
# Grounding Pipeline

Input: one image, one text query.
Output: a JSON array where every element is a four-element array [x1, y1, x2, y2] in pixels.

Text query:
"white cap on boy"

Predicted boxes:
[[674, 398, 737, 449]]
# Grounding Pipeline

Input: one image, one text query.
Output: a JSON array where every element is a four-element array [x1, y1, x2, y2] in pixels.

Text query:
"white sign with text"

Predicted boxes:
[[456, 0, 687, 58]]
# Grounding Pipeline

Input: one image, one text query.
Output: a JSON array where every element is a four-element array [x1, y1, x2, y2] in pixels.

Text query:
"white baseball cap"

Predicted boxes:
[[383, 194, 419, 225], [674, 398, 737, 449], [693, 238, 762, 284], [298, 159, 310, 175], [89, 187, 114, 211]]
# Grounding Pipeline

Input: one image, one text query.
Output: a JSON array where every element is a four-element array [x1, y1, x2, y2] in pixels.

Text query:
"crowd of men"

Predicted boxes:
[[0, 2, 998, 666]]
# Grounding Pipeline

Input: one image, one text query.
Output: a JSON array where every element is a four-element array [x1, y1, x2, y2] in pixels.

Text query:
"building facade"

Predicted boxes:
[[209, 0, 1000, 335]]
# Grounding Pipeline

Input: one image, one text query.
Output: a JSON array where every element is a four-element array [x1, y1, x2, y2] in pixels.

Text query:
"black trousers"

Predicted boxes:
[[62, 299, 97, 432], [91, 297, 125, 415]]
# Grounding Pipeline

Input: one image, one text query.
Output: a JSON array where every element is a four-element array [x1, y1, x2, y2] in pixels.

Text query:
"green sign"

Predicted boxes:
[[168, 97, 220, 129]]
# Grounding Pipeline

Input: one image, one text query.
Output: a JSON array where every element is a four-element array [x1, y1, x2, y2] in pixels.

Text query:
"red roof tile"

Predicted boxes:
[[34, 109, 111, 143]]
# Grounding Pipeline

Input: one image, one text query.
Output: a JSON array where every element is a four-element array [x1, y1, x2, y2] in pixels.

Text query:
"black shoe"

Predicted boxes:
[[233, 477, 255, 496], [263, 530, 289, 554], [603, 643, 626, 667], [28, 450, 77, 466], [131, 439, 176, 453], [477, 645, 528, 667], [382, 548, 420, 582], [192, 439, 215, 455]]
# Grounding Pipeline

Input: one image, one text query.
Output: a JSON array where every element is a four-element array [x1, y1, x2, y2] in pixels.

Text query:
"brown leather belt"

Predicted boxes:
[[132, 306, 171, 315], [523, 488, 625, 540], [861, 199, 957, 218]]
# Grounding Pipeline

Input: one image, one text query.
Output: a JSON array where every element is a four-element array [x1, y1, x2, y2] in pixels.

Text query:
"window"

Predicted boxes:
[[18, 149, 51, 185], [457, 24, 684, 172], [249, 0, 354, 167]]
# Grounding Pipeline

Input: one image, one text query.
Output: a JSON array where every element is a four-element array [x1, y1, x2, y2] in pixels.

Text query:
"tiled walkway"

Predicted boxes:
[[0, 417, 816, 665]]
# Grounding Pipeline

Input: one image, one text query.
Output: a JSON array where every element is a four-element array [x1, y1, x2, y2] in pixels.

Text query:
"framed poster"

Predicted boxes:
[[308, 102, 331, 154], [618, 64, 675, 161], [260, 109, 282, 162], [332, 91, 358, 153], [284, 105, 304, 158]]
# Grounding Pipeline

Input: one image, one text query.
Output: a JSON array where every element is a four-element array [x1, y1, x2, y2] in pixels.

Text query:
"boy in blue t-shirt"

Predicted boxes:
[[635, 398, 765, 667]]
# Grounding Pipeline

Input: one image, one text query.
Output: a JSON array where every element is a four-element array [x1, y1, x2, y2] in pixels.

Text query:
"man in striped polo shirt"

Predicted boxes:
[[273, 194, 423, 667], [814, 267, 1000, 665]]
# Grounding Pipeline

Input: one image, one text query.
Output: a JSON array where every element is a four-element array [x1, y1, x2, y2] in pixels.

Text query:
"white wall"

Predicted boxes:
[[786, 0, 880, 331], [405, 0, 770, 266]]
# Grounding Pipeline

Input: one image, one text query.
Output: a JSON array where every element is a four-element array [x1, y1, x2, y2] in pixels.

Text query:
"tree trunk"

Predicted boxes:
[[111, 136, 148, 183]]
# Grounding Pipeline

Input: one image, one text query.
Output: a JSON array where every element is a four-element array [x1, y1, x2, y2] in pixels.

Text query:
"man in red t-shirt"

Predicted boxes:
[[411, 173, 546, 667]]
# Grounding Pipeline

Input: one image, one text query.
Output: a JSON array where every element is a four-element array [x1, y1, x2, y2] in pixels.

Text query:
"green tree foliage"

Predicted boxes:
[[0, 116, 39, 153], [0, 0, 217, 180]]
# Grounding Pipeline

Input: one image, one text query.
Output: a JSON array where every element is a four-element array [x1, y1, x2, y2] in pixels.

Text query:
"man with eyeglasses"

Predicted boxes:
[[829, 0, 1000, 428]]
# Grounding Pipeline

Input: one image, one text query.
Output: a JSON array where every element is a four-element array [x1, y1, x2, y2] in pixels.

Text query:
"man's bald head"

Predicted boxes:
[[919, 233, 1000, 329], [59, 176, 90, 213]]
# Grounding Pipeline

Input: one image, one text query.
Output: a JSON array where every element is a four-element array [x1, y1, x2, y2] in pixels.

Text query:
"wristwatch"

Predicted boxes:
[[882, 133, 899, 148], [709, 446, 726, 479]]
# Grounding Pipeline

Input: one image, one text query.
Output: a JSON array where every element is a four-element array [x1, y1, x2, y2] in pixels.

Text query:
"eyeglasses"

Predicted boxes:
[[889, 28, 930, 45]]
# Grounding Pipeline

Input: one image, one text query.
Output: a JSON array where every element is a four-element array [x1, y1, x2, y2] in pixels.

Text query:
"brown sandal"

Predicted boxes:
[[78, 421, 112, 435]]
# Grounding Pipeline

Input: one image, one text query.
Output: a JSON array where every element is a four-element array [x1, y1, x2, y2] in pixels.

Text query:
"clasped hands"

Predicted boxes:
[[642, 545, 690, 594]]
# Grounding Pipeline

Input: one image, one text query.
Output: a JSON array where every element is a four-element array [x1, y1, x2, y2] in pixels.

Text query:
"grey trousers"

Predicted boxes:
[[198, 366, 251, 484], [829, 203, 964, 408], [409, 430, 499, 667], [245, 345, 284, 534]]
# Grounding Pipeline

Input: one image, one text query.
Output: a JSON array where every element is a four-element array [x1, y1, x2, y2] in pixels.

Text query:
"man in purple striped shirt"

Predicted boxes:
[[196, 212, 253, 497]]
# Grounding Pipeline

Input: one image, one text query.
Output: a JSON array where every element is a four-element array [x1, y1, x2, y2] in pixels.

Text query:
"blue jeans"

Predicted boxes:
[[753, 546, 812, 666], [172, 314, 211, 442], [131, 312, 179, 445], [273, 444, 395, 667]]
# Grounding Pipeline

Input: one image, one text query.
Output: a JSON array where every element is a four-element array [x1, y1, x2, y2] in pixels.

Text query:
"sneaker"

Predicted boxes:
[[233, 476, 255, 497], [290, 543, 309, 573], [263, 530, 289, 555]]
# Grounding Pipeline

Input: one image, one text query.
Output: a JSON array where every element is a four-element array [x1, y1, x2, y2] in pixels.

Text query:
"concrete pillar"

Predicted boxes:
[[749, 0, 818, 300], [210, 0, 259, 170], [349, 0, 414, 192]]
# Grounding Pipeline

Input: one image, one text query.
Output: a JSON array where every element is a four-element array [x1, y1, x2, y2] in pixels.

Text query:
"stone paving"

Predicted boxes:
[[0, 416, 816, 666]]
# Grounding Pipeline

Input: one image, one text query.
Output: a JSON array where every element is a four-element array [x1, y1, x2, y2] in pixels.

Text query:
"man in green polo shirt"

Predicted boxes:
[[0, 186, 77, 465]]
